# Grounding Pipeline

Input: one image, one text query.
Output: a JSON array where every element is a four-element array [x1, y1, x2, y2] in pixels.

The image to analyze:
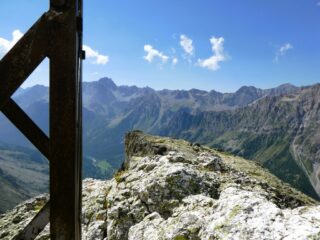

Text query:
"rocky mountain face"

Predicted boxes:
[[81, 79, 319, 199], [79, 78, 304, 176], [161, 84, 320, 199], [0, 77, 319, 214], [0, 132, 319, 240]]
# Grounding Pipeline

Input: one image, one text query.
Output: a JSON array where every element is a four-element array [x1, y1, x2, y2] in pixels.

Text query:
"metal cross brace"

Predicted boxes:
[[0, 0, 83, 239]]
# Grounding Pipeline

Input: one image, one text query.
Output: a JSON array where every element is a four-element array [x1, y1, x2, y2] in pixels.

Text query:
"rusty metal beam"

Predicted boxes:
[[0, 14, 49, 110], [2, 99, 50, 159], [48, 0, 82, 239], [13, 202, 50, 240]]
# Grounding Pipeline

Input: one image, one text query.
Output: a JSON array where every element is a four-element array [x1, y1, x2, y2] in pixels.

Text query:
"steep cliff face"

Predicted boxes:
[[0, 132, 319, 239]]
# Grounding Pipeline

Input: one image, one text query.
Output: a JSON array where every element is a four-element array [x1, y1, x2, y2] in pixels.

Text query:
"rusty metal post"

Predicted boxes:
[[49, 0, 82, 239], [0, 0, 83, 239]]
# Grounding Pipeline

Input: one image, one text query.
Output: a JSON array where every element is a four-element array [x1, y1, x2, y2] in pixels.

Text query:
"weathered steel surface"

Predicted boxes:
[[0, 0, 83, 239], [12, 202, 50, 240], [49, 0, 82, 239], [2, 99, 50, 159], [0, 14, 48, 110]]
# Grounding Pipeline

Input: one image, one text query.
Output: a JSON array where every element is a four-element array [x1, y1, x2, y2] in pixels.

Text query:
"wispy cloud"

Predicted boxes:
[[172, 57, 178, 65], [0, 29, 23, 57], [274, 43, 293, 62], [143, 45, 169, 63], [83, 45, 109, 65], [180, 34, 194, 60], [317, 1, 320, 6], [197, 36, 227, 71]]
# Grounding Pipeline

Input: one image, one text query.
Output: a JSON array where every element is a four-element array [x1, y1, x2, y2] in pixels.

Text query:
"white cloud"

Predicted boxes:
[[0, 29, 23, 57], [279, 43, 293, 54], [198, 36, 227, 71], [83, 45, 109, 65], [180, 34, 194, 57], [0, 31, 109, 65], [143, 45, 169, 63], [274, 43, 293, 62], [172, 58, 178, 65]]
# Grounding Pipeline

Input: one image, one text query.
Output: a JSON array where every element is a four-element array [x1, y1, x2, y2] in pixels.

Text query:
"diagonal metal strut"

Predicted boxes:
[[2, 99, 50, 159]]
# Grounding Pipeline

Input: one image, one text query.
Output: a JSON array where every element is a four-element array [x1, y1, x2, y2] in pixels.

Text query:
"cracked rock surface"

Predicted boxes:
[[0, 131, 319, 239]]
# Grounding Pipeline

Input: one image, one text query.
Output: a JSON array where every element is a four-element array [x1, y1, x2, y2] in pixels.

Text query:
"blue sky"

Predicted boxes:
[[0, 0, 319, 92]]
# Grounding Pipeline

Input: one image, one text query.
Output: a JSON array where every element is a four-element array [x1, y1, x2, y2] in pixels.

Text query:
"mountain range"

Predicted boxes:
[[0, 77, 319, 212]]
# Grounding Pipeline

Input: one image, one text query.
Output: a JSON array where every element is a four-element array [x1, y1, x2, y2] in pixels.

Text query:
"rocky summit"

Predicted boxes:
[[1, 131, 320, 239]]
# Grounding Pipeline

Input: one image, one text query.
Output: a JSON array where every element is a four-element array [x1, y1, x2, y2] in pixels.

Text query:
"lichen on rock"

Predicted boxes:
[[0, 131, 319, 239]]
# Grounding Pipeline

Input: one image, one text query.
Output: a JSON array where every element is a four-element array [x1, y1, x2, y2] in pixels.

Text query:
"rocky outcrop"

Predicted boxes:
[[0, 131, 319, 239]]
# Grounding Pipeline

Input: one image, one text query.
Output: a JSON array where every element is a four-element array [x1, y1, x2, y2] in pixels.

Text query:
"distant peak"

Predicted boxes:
[[189, 88, 207, 94], [22, 84, 48, 94], [33, 84, 47, 89], [25, 84, 47, 90], [98, 77, 117, 89], [277, 83, 296, 88], [236, 85, 258, 93]]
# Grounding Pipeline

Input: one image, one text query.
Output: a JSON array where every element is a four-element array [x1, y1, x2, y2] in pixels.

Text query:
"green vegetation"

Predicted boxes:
[[83, 156, 115, 179], [97, 160, 112, 170], [114, 170, 126, 183], [173, 236, 188, 240], [33, 201, 46, 213], [208, 131, 319, 200], [229, 205, 241, 218]]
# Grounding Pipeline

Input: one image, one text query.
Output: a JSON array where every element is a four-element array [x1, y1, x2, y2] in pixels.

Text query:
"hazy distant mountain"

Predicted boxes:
[[6, 77, 297, 166], [1, 77, 319, 211]]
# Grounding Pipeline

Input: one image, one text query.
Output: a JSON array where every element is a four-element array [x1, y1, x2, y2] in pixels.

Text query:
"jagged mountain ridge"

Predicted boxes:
[[82, 78, 298, 119], [160, 84, 320, 198], [0, 77, 318, 213], [0, 132, 319, 239], [0, 77, 298, 167]]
